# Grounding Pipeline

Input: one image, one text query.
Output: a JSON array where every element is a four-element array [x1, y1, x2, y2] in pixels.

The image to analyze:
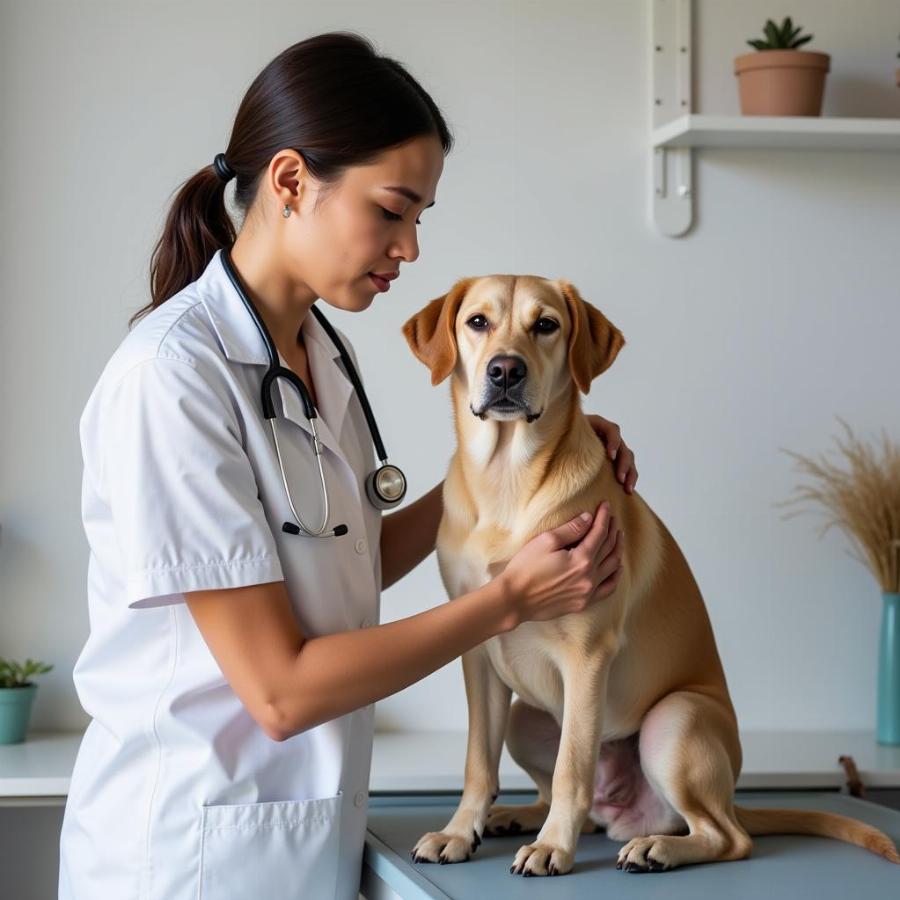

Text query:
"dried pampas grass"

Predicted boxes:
[[778, 417, 900, 594]]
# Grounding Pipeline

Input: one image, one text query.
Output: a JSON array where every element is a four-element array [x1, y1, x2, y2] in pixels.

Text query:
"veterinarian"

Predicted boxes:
[[59, 33, 636, 900]]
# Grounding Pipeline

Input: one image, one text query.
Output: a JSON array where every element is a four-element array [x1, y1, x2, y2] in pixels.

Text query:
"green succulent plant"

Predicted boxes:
[[747, 17, 813, 51], [0, 657, 53, 688]]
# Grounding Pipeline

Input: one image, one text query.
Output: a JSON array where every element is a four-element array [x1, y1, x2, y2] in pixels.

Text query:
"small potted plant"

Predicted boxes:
[[735, 17, 830, 116], [778, 418, 900, 745], [0, 657, 53, 744]]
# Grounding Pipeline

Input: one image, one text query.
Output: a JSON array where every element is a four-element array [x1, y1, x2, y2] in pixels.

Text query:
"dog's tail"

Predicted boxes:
[[734, 804, 900, 863]]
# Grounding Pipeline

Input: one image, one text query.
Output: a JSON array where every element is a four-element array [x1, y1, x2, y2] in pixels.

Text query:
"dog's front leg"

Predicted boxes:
[[411, 645, 511, 864], [510, 649, 614, 877]]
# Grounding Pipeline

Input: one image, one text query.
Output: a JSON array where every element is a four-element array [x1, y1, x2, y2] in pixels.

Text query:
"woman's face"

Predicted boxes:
[[272, 134, 444, 312]]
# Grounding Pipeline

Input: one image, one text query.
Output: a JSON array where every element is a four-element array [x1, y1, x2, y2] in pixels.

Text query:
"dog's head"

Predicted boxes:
[[401, 275, 624, 422]]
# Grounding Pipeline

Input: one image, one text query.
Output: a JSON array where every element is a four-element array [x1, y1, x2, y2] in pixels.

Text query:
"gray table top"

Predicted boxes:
[[363, 790, 900, 899]]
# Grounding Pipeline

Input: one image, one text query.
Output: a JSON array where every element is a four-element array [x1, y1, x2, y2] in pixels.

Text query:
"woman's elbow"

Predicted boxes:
[[253, 699, 285, 742], [260, 698, 324, 742], [259, 698, 308, 742]]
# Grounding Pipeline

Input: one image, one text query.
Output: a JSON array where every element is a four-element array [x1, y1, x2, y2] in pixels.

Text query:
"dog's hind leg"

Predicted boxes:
[[616, 689, 752, 873]]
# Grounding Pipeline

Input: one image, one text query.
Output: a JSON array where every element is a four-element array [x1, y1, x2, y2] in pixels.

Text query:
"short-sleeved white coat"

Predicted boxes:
[[59, 249, 383, 900]]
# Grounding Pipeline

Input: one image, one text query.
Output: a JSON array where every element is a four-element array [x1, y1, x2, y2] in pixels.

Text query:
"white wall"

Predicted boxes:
[[2, 0, 899, 748]]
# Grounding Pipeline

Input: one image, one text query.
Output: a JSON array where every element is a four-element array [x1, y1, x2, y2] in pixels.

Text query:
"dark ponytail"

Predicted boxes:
[[131, 31, 453, 327]]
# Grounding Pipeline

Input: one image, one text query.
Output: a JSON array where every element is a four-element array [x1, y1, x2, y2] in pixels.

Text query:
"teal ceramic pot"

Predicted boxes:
[[877, 593, 900, 745], [0, 684, 38, 744]]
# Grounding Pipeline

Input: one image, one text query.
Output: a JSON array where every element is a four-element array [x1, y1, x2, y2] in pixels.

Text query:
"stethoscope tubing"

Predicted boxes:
[[219, 248, 404, 538]]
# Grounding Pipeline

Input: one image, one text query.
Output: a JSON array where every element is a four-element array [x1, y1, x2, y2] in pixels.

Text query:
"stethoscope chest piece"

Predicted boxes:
[[366, 464, 407, 510]]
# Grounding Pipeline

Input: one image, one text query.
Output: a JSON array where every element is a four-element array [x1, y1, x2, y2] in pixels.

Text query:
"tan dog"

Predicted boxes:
[[401, 275, 900, 877]]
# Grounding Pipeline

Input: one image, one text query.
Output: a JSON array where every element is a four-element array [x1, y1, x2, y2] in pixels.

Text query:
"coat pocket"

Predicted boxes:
[[198, 792, 342, 900]]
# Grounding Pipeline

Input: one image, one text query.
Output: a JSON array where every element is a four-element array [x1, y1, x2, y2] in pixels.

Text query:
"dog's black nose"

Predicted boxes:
[[487, 355, 527, 389]]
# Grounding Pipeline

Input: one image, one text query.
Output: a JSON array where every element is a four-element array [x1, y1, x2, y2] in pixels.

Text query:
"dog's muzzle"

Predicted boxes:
[[471, 355, 542, 422]]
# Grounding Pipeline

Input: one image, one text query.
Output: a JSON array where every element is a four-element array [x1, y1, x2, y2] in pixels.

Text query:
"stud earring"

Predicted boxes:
[[282, 204, 291, 218]]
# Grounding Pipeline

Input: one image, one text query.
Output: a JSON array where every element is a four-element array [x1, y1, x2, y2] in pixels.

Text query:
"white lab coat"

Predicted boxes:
[[59, 249, 383, 900]]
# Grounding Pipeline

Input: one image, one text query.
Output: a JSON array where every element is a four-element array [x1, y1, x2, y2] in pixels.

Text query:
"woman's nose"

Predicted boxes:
[[391, 224, 419, 263]]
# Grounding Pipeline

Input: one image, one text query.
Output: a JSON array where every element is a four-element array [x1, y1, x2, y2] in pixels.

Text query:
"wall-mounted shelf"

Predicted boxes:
[[653, 114, 900, 151], [651, 0, 900, 237]]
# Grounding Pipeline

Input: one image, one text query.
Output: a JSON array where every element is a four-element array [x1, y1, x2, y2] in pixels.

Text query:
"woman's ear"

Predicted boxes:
[[401, 278, 475, 386], [558, 279, 625, 394]]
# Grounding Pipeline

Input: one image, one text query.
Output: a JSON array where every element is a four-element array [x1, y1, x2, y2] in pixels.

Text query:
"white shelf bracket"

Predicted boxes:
[[653, 0, 694, 236]]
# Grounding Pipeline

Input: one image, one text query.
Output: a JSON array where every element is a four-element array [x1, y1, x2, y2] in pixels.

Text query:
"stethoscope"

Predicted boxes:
[[220, 248, 407, 538]]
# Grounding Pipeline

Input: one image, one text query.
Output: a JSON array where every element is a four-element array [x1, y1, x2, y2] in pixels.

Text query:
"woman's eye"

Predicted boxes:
[[534, 318, 559, 334], [466, 315, 489, 330], [380, 207, 422, 225]]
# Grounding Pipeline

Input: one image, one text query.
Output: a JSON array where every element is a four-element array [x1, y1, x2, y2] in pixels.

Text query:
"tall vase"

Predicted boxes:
[[877, 592, 900, 745]]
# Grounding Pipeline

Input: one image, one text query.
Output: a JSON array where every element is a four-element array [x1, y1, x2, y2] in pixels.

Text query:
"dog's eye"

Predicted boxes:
[[534, 318, 559, 335], [466, 315, 489, 331]]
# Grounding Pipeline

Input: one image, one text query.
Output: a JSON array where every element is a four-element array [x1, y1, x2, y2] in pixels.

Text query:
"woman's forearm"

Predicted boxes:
[[270, 574, 513, 739], [379, 480, 444, 589]]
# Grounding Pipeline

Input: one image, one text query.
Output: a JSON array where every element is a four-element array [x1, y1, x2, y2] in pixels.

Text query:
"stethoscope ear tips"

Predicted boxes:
[[283, 521, 349, 537], [366, 464, 407, 510]]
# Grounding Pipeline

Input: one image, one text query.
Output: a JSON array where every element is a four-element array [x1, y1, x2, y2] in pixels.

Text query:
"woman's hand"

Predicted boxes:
[[586, 414, 638, 495], [498, 502, 623, 630]]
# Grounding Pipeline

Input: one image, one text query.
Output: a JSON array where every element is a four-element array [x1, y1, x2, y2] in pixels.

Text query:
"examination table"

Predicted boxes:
[[361, 790, 900, 899]]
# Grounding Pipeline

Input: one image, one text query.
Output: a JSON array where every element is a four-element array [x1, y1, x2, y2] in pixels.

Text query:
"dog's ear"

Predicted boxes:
[[401, 278, 475, 386], [558, 279, 625, 394]]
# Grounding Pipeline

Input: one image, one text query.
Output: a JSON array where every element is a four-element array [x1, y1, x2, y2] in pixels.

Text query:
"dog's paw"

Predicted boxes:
[[509, 841, 574, 876], [411, 830, 480, 865], [615, 835, 671, 873], [484, 802, 547, 836]]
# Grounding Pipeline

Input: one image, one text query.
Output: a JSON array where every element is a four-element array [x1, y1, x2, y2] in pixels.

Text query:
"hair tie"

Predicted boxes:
[[213, 153, 235, 183]]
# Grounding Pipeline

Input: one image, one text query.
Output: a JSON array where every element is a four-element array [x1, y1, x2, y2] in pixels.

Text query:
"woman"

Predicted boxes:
[[59, 32, 636, 900]]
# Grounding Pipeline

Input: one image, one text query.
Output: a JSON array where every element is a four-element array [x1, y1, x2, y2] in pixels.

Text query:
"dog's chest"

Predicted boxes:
[[484, 627, 564, 715], [438, 540, 564, 714], [438, 530, 513, 599]]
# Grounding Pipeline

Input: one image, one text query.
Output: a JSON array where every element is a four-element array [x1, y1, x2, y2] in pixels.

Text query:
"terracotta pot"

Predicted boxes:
[[734, 49, 830, 116]]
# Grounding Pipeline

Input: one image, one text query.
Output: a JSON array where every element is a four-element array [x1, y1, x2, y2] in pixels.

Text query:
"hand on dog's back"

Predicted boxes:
[[499, 501, 624, 628]]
